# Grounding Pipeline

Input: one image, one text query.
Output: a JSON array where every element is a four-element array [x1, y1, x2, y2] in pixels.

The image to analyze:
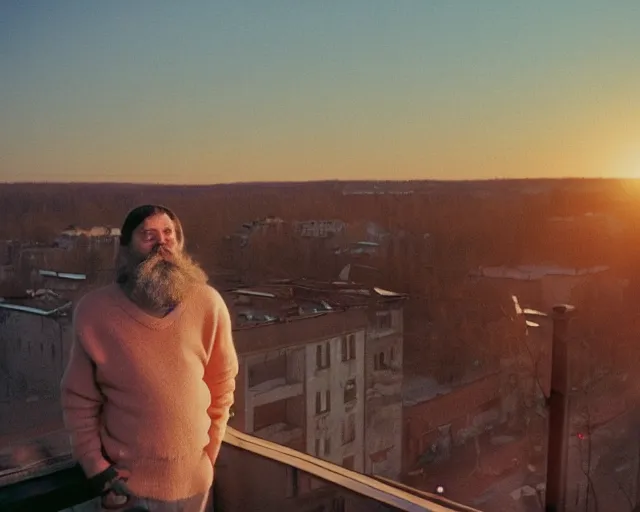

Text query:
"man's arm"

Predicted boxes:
[[203, 292, 239, 465], [60, 317, 112, 480]]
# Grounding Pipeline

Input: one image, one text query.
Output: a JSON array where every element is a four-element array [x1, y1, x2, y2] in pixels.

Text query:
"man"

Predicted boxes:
[[61, 205, 238, 512]]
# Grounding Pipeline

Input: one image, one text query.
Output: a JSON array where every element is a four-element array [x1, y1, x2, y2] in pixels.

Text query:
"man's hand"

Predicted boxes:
[[89, 466, 133, 509], [100, 469, 133, 509]]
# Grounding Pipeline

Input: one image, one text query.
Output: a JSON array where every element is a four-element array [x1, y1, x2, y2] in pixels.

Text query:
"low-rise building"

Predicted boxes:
[[294, 220, 346, 238], [0, 290, 73, 401]]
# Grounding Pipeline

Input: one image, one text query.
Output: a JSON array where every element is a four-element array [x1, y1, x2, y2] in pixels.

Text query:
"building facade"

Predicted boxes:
[[363, 305, 404, 479], [230, 310, 369, 472], [0, 296, 73, 401], [304, 327, 366, 471], [227, 280, 406, 480]]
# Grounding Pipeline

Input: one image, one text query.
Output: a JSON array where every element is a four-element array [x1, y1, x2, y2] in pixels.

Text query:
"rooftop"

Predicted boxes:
[[227, 278, 407, 328], [38, 270, 87, 281], [59, 226, 121, 237], [0, 290, 72, 317], [470, 264, 611, 281]]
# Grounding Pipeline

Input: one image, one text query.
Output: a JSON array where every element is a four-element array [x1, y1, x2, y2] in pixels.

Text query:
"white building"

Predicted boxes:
[[227, 281, 406, 479]]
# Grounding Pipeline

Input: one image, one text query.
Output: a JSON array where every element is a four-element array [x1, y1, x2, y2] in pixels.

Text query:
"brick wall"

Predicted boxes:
[[403, 372, 502, 472]]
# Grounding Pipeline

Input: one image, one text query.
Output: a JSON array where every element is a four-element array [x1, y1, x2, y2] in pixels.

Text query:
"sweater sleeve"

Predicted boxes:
[[203, 292, 239, 465], [60, 314, 111, 478]]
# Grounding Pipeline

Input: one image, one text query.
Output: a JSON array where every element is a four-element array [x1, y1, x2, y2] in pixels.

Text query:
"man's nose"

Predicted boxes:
[[154, 237, 172, 251], [152, 241, 166, 254]]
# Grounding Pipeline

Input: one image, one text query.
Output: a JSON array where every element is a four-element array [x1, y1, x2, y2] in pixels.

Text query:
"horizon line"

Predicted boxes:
[[0, 176, 637, 187]]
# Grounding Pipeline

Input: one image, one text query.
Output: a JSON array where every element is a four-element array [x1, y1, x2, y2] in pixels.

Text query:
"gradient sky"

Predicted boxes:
[[1, 1, 640, 184]]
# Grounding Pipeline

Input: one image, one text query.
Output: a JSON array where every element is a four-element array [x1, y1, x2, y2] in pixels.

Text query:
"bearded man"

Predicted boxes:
[[61, 205, 238, 512]]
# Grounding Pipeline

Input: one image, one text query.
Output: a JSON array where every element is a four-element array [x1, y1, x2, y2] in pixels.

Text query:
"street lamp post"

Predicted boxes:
[[545, 304, 575, 512]]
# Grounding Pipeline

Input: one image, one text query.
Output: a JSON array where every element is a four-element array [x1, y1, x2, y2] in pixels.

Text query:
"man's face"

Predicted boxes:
[[130, 213, 179, 261], [118, 212, 207, 310]]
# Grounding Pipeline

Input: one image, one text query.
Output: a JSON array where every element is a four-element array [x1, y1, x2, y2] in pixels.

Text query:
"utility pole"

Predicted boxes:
[[545, 304, 575, 512]]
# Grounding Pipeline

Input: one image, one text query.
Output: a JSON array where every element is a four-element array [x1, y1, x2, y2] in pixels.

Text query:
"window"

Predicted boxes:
[[342, 413, 356, 444], [374, 351, 388, 371], [324, 434, 331, 456], [341, 334, 356, 361], [315, 389, 331, 414], [315, 342, 331, 370], [343, 378, 356, 404], [377, 311, 392, 330]]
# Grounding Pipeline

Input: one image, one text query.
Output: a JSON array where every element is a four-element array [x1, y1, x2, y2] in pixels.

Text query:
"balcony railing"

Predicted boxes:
[[249, 378, 304, 407], [0, 427, 479, 512]]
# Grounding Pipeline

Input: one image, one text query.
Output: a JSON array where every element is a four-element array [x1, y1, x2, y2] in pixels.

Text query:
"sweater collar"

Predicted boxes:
[[110, 283, 187, 330]]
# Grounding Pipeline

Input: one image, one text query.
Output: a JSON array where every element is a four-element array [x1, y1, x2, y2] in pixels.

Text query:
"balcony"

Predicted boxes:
[[249, 377, 304, 407], [0, 427, 479, 512]]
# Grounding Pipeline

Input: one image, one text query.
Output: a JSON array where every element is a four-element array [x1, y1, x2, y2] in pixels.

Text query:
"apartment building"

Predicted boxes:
[[226, 279, 406, 480], [0, 290, 73, 401], [230, 306, 368, 467]]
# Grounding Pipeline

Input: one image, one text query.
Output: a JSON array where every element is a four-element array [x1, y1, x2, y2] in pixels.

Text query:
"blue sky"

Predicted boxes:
[[1, 1, 640, 183]]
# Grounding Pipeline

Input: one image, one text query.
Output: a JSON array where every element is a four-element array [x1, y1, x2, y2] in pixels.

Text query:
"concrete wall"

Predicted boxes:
[[364, 331, 403, 479], [364, 305, 404, 479], [233, 309, 368, 355], [305, 329, 366, 471], [0, 310, 72, 401], [215, 441, 402, 512]]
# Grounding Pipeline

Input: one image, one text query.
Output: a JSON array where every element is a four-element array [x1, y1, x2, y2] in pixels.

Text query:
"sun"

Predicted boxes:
[[612, 145, 640, 179]]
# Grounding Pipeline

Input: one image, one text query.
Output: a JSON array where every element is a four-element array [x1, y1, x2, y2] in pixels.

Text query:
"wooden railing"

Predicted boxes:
[[0, 427, 479, 512]]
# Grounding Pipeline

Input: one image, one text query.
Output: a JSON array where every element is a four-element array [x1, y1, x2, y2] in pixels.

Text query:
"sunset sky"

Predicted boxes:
[[1, 1, 640, 184]]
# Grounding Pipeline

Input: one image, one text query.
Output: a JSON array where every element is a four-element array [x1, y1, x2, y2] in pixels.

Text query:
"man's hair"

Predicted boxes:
[[119, 204, 185, 250]]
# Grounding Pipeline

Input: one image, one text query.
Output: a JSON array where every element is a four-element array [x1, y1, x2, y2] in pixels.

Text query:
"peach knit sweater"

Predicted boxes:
[[60, 283, 238, 501]]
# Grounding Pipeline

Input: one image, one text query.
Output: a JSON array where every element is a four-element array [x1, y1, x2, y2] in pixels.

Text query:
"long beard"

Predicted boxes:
[[118, 247, 208, 311]]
